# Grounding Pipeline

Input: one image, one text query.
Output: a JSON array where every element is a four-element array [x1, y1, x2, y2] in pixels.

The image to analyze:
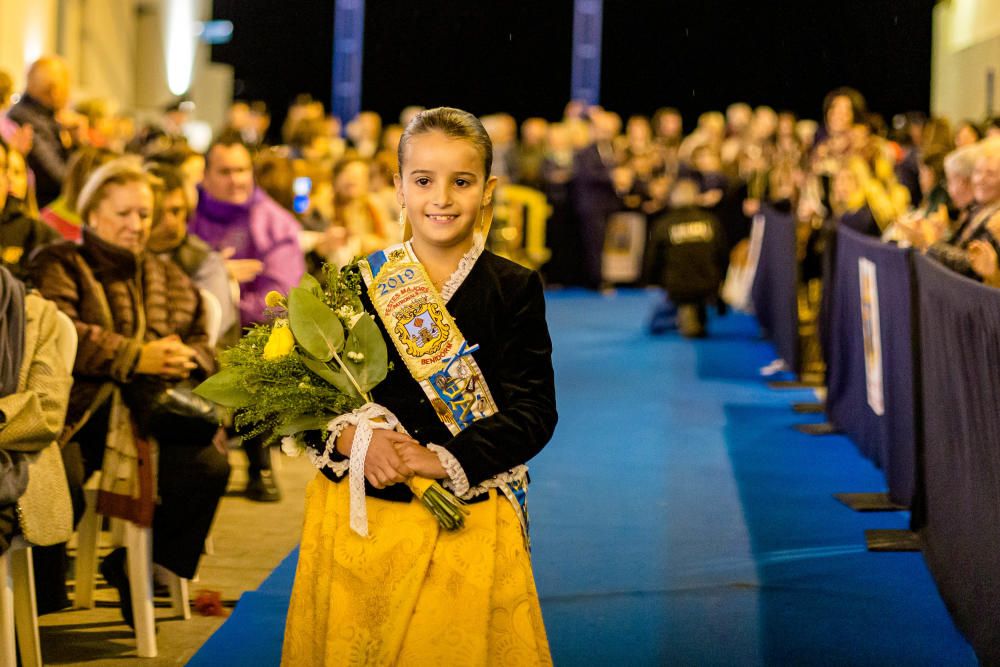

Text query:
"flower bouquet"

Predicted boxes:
[[194, 265, 468, 530]]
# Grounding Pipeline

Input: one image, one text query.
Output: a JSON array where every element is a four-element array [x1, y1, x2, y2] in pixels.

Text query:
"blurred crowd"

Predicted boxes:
[[4, 52, 1000, 629]]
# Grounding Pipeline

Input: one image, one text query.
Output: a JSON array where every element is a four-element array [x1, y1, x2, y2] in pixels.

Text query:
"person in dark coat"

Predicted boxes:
[[30, 158, 229, 627], [571, 110, 622, 289], [6, 57, 76, 208], [646, 179, 727, 337], [0, 138, 60, 282]]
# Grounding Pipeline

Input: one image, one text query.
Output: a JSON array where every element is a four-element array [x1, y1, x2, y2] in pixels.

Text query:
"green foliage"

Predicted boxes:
[[194, 261, 387, 444], [288, 287, 344, 362]]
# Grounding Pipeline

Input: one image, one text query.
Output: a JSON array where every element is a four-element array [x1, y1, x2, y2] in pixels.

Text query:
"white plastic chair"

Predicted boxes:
[[0, 310, 78, 667]]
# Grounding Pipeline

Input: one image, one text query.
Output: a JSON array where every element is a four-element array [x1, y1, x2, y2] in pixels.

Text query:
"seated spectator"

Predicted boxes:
[[0, 138, 60, 281], [188, 134, 304, 502], [145, 143, 205, 201], [7, 56, 80, 208], [4, 142, 39, 219], [927, 139, 1000, 277], [830, 162, 879, 236], [645, 178, 727, 337], [987, 117, 1000, 140], [145, 163, 239, 346], [40, 146, 117, 241], [329, 155, 394, 261], [0, 266, 73, 557], [0, 69, 31, 154], [954, 120, 983, 148], [30, 157, 230, 627], [895, 142, 979, 250]]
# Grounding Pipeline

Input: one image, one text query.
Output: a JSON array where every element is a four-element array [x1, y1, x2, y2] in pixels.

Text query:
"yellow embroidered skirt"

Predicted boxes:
[[281, 473, 552, 666]]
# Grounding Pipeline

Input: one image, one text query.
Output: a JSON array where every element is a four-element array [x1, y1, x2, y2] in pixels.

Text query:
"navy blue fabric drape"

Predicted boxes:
[[825, 227, 917, 506], [751, 206, 799, 373], [915, 253, 1000, 663]]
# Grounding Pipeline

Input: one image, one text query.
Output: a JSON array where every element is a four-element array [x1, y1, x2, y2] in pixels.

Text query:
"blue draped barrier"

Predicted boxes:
[[915, 253, 1000, 663], [751, 207, 799, 373], [825, 227, 917, 507]]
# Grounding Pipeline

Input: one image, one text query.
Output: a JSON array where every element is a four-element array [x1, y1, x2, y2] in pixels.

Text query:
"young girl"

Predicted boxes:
[[282, 107, 557, 666]]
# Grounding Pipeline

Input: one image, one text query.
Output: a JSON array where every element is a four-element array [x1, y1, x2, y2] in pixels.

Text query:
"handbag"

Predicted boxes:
[[125, 378, 220, 445], [16, 441, 73, 546]]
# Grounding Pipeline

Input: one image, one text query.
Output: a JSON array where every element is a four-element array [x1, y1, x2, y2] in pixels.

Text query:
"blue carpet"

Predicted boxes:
[[189, 289, 975, 666]]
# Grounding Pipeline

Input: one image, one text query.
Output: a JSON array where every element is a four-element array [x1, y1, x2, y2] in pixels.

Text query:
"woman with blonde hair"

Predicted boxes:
[[30, 157, 229, 628]]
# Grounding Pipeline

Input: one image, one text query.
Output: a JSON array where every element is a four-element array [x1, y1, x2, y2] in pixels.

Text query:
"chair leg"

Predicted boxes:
[[10, 543, 42, 667], [109, 518, 126, 548], [0, 551, 15, 667], [124, 523, 157, 658], [166, 572, 191, 620], [74, 488, 100, 609]]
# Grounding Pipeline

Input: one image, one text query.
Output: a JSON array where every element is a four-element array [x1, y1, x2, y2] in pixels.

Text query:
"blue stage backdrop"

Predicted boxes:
[[915, 253, 1000, 663], [825, 227, 917, 507], [750, 206, 799, 374]]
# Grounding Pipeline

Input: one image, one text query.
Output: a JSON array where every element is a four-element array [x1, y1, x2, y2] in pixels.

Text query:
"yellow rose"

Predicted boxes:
[[262, 321, 295, 360]]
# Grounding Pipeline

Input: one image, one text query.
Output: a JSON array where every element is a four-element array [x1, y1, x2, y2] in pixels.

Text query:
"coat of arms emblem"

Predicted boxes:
[[395, 301, 450, 357]]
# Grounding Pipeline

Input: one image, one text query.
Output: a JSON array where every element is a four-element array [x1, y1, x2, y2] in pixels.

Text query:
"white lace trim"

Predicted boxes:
[[443, 464, 529, 501], [426, 444, 470, 496], [406, 235, 483, 303], [305, 403, 402, 537]]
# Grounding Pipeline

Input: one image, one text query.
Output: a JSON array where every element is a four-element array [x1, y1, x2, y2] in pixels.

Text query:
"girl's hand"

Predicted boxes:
[[392, 440, 447, 479], [336, 425, 416, 488]]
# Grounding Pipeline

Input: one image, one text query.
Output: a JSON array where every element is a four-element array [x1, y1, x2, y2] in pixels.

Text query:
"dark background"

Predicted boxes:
[[211, 0, 935, 139]]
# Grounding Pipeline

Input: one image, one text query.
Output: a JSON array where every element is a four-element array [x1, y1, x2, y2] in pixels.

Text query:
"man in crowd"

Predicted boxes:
[[189, 134, 305, 501], [7, 56, 78, 207]]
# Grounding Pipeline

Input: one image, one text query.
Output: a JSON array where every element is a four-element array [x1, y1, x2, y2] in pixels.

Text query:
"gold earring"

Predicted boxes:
[[398, 204, 406, 228]]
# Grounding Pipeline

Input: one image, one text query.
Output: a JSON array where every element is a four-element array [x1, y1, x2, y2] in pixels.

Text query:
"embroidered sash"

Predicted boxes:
[[359, 243, 530, 541]]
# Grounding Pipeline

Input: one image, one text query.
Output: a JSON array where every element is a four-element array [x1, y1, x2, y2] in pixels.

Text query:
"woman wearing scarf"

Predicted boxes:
[[30, 157, 230, 627]]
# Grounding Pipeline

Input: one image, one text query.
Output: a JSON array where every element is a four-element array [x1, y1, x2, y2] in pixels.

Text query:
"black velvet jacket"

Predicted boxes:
[[313, 250, 557, 502]]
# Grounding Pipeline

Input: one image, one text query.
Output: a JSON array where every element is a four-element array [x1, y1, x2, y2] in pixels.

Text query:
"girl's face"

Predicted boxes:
[[89, 181, 154, 252], [395, 130, 497, 253]]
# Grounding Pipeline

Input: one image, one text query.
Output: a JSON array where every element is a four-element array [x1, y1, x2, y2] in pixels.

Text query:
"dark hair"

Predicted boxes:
[[957, 120, 984, 141], [254, 151, 296, 213], [205, 131, 251, 170], [146, 144, 198, 170], [822, 87, 866, 126], [144, 163, 185, 194], [332, 153, 368, 181], [397, 107, 492, 177]]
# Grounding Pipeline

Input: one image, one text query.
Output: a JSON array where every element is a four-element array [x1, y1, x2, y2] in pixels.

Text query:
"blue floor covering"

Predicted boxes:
[[189, 289, 975, 666]]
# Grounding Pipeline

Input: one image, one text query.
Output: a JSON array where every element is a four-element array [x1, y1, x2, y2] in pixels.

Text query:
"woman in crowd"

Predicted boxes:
[[145, 162, 239, 346], [39, 145, 117, 241], [954, 120, 983, 148], [0, 138, 60, 280], [282, 106, 557, 665], [30, 157, 230, 628], [328, 155, 393, 263], [4, 143, 39, 219]]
